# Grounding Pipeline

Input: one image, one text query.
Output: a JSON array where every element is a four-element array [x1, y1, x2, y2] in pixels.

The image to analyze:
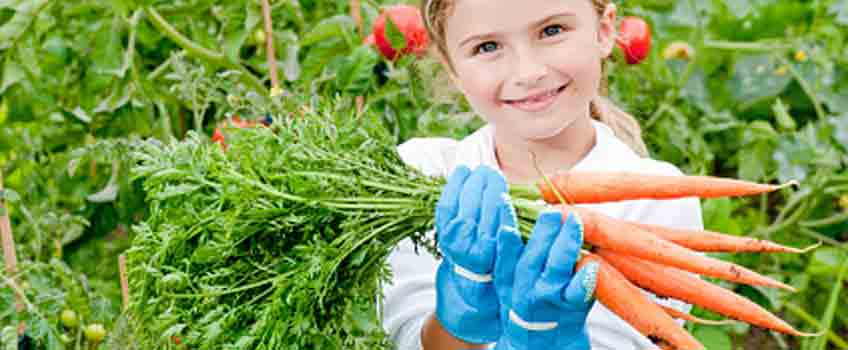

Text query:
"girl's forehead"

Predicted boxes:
[[446, 0, 592, 38]]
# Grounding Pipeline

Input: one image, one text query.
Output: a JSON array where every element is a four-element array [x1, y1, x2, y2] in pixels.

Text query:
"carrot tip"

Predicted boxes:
[[794, 329, 827, 337], [777, 180, 800, 190], [797, 241, 823, 254], [694, 318, 737, 326], [780, 283, 798, 293]]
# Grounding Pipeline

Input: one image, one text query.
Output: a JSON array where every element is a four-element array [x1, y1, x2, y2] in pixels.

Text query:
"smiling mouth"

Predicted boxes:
[[503, 83, 569, 111]]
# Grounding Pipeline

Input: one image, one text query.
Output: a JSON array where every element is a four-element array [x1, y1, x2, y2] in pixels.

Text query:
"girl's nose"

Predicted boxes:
[[513, 51, 548, 88]]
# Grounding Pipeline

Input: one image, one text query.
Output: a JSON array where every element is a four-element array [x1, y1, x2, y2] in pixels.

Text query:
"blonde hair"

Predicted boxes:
[[421, 0, 649, 157]]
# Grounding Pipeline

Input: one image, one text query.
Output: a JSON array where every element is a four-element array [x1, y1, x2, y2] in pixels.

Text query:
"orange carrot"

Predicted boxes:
[[536, 171, 797, 204], [563, 205, 795, 291], [658, 303, 735, 326], [577, 253, 704, 350], [596, 249, 818, 337], [630, 222, 818, 254]]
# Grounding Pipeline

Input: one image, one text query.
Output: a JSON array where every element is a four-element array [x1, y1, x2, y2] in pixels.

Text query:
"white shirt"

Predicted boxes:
[[381, 120, 704, 350]]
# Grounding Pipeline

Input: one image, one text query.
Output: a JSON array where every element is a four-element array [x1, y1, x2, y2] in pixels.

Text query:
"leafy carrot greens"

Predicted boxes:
[[125, 98, 541, 349]]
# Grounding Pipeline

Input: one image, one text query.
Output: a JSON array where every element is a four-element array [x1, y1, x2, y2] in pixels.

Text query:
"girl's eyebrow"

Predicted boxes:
[[457, 11, 577, 48]]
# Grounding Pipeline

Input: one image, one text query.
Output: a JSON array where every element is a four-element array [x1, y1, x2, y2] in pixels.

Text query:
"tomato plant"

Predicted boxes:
[[617, 16, 652, 65], [370, 4, 429, 60]]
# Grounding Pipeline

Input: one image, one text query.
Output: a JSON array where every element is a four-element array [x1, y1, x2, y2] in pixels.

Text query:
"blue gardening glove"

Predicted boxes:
[[493, 210, 600, 350], [435, 165, 514, 344]]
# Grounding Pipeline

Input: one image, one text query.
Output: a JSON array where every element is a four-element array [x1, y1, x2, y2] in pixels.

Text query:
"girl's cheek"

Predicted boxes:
[[457, 60, 505, 104]]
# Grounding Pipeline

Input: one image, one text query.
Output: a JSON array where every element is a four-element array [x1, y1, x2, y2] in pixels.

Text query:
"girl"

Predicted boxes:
[[381, 0, 703, 349]]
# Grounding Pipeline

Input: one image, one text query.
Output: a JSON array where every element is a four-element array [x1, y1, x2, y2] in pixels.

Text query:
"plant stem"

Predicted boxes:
[[261, 0, 280, 93], [798, 227, 848, 251], [800, 212, 848, 228], [703, 40, 793, 51], [779, 55, 827, 121], [784, 302, 848, 349], [143, 6, 268, 95], [0, 171, 23, 323]]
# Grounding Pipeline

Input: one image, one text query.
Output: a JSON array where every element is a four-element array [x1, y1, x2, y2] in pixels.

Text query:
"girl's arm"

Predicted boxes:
[[421, 314, 490, 350]]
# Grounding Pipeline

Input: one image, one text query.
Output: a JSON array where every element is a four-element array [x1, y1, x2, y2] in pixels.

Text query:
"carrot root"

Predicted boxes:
[[537, 171, 799, 204], [577, 253, 705, 350], [658, 304, 736, 326], [797, 241, 823, 254], [565, 205, 796, 292], [596, 249, 811, 337], [631, 221, 811, 254]]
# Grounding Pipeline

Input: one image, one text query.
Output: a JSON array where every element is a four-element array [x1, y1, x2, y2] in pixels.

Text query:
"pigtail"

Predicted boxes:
[[590, 97, 650, 158]]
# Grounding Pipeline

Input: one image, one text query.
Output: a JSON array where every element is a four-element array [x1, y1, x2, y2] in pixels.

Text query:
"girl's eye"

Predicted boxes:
[[542, 24, 565, 37], [475, 41, 500, 55]]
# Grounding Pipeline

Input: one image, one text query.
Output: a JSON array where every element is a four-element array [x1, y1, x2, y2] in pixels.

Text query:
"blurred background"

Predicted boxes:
[[0, 0, 846, 349]]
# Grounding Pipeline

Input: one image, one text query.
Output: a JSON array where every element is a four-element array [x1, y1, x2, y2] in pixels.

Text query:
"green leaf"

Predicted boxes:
[[69, 106, 92, 124], [811, 257, 848, 350], [729, 54, 792, 107], [830, 0, 848, 26], [692, 326, 732, 350], [0, 0, 49, 49], [829, 113, 848, 151], [191, 245, 224, 264], [744, 120, 778, 143], [384, 15, 406, 53], [90, 16, 125, 77], [301, 15, 355, 47], [738, 141, 773, 181], [0, 188, 19, 202], [806, 247, 847, 276], [772, 99, 796, 132], [335, 45, 378, 94], [0, 57, 24, 93], [151, 183, 202, 200], [93, 80, 135, 114], [725, 0, 755, 19]]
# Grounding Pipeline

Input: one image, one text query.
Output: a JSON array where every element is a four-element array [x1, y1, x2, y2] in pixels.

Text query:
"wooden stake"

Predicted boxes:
[[351, 0, 362, 37], [0, 171, 24, 335], [261, 0, 280, 95], [119, 254, 129, 310]]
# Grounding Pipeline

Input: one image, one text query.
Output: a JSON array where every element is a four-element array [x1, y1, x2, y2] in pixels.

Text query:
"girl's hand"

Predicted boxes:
[[434, 165, 514, 344], [493, 210, 600, 350]]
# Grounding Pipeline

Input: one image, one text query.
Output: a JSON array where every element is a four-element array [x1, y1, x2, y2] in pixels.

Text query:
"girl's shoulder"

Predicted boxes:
[[396, 125, 494, 178], [584, 121, 686, 177], [396, 136, 458, 177]]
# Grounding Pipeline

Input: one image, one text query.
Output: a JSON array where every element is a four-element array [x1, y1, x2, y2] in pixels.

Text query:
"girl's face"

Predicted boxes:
[[442, 0, 616, 141]]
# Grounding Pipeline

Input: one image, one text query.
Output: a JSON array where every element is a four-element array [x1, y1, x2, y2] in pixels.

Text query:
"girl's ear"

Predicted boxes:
[[597, 3, 617, 58]]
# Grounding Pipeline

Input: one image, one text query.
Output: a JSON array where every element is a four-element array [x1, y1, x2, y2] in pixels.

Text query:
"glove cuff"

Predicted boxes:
[[501, 309, 590, 350], [436, 262, 501, 344], [453, 264, 494, 283]]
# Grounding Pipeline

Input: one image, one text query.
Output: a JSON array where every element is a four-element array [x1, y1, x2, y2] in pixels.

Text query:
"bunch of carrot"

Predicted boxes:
[[127, 105, 822, 350], [511, 171, 822, 349]]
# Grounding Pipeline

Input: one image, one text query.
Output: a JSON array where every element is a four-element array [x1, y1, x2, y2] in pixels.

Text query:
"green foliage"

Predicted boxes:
[[1, 0, 848, 348]]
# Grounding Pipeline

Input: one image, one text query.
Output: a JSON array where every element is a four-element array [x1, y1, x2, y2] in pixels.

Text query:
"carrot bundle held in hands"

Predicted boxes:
[[513, 168, 820, 349], [128, 106, 819, 350], [559, 205, 796, 291]]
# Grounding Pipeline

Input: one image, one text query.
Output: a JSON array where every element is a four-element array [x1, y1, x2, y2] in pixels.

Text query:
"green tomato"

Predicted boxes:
[[61, 309, 79, 328], [60, 333, 72, 344], [253, 28, 266, 46], [84, 324, 106, 343]]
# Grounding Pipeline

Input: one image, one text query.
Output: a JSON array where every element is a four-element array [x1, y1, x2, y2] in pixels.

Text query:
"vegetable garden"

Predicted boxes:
[[1, 0, 847, 349]]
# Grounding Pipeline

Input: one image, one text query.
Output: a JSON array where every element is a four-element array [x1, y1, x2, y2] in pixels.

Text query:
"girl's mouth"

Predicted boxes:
[[503, 83, 568, 113]]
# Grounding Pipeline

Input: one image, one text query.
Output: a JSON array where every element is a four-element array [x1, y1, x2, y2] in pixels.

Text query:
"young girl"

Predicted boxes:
[[381, 0, 703, 349]]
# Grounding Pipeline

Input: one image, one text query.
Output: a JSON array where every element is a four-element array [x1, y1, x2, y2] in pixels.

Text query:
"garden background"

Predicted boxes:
[[1, 0, 847, 349]]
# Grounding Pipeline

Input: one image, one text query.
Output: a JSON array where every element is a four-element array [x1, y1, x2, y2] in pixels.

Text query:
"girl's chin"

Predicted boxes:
[[497, 118, 574, 142]]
